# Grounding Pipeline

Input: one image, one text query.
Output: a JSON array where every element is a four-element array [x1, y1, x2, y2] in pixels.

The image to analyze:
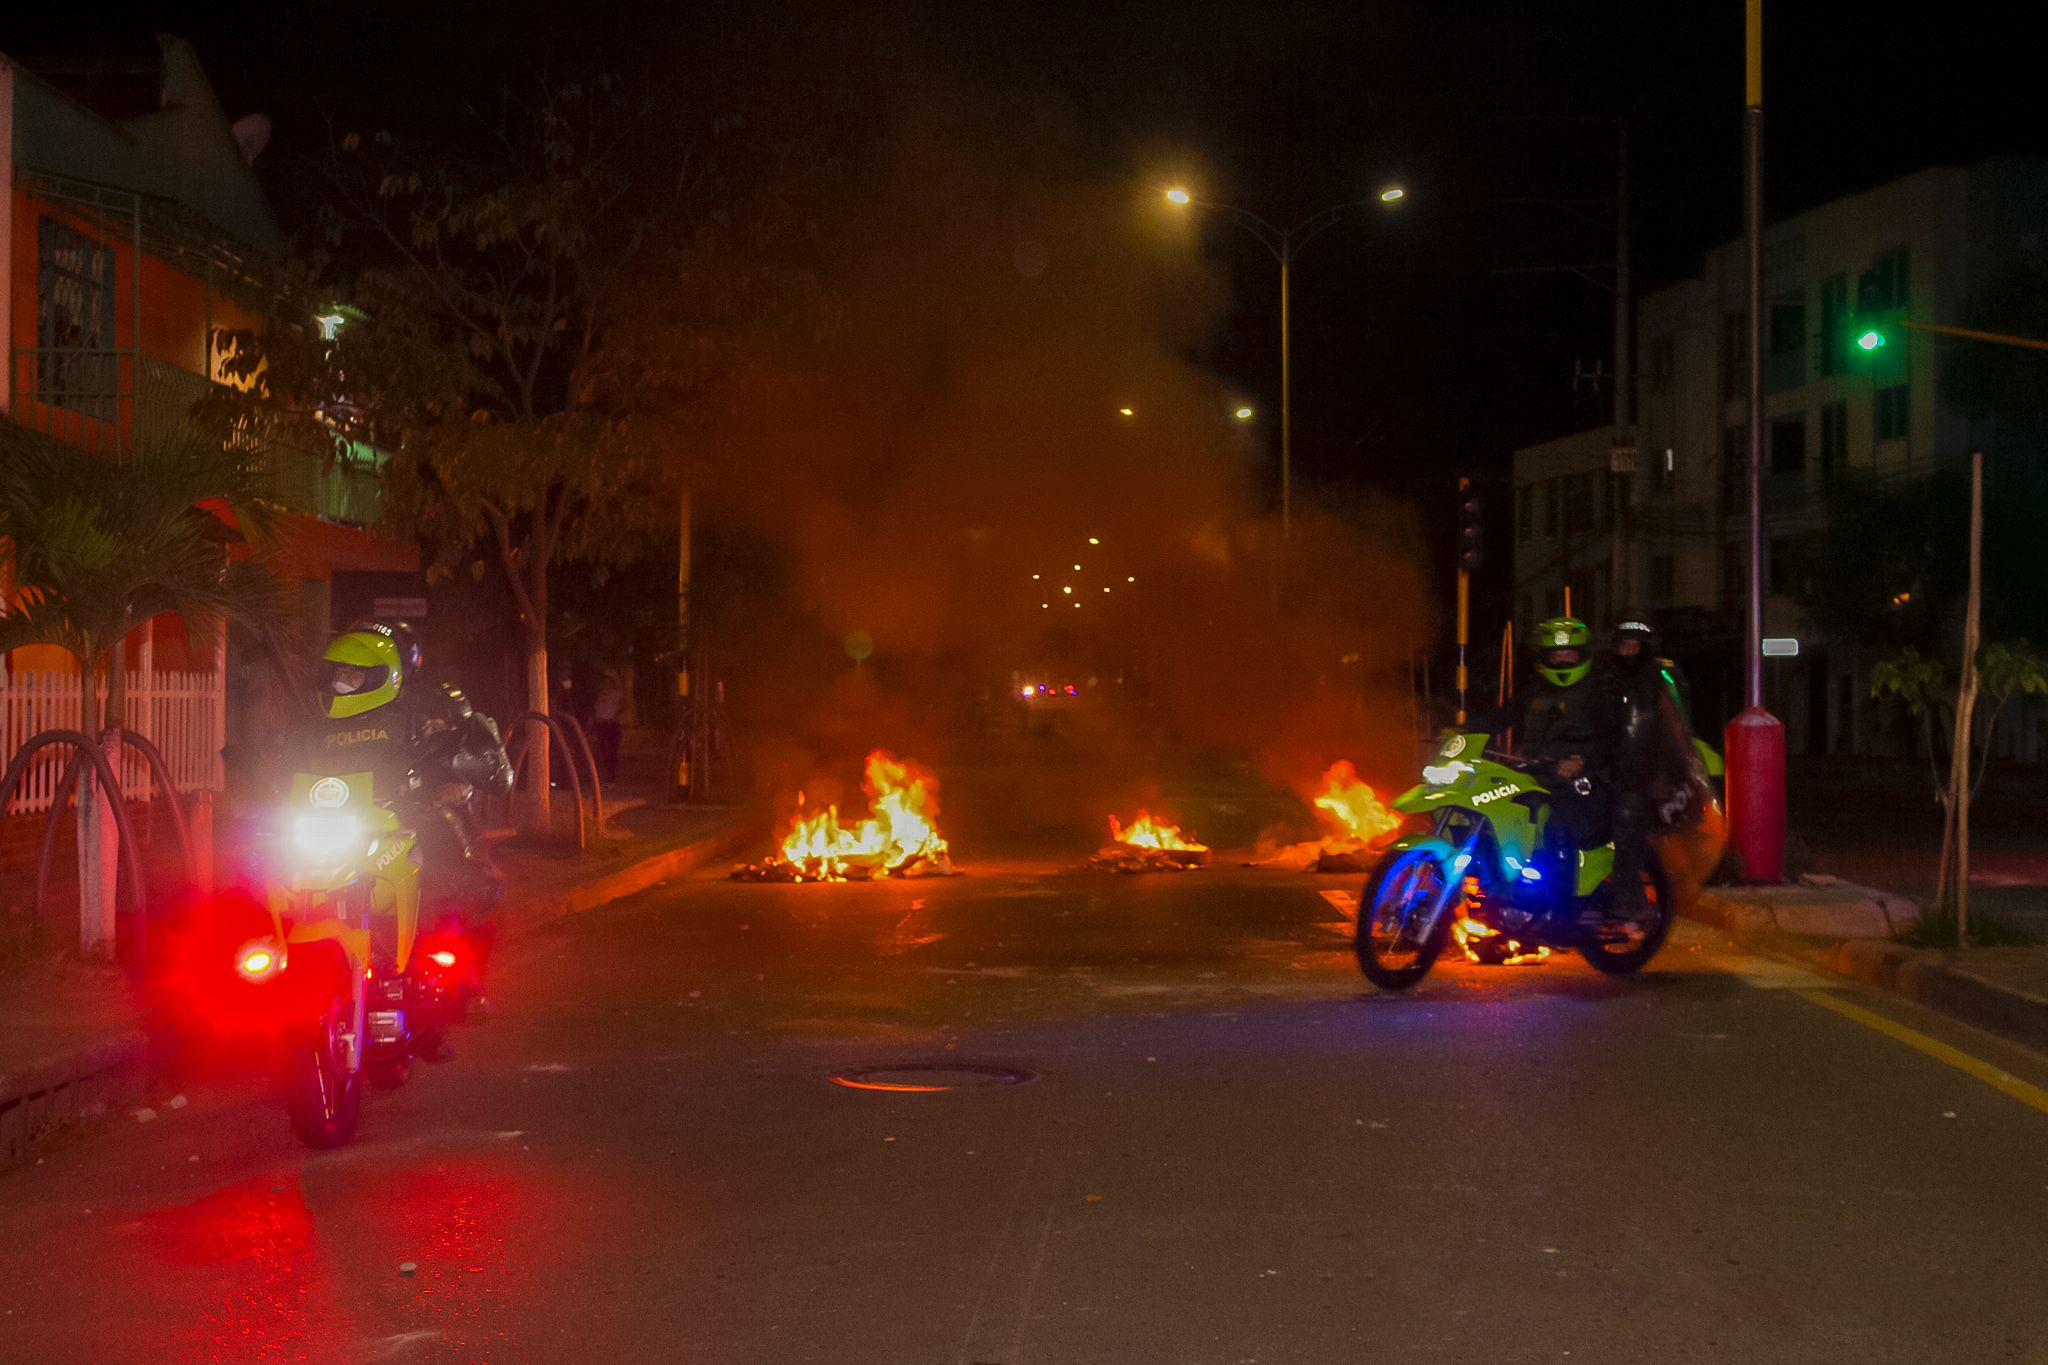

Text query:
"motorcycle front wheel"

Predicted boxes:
[[286, 993, 362, 1148], [1355, 850, 1454, 991], [1579, 859, 1675, 976]]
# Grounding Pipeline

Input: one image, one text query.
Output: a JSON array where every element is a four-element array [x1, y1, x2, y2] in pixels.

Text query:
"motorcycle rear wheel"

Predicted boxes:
[[1355, 850, 1454, 991], [1579, 860, 1675, 975], [286, 995, 362, 1148]]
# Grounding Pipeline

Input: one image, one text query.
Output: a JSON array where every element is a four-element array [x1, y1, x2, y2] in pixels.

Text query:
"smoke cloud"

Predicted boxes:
[[690, 69, 1434, 808]]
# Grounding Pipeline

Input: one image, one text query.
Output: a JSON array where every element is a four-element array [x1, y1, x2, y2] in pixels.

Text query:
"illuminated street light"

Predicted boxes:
[[1118, 406, 1135, 417], [1160, 181, 1408, 538], [1234, 406, 1254, 421], [1063, 585, 1073, 594], [1088, 537, 1101, 545]]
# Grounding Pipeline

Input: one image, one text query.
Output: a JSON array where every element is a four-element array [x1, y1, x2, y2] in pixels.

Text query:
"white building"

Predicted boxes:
[[1513, 157, 2048, 757]]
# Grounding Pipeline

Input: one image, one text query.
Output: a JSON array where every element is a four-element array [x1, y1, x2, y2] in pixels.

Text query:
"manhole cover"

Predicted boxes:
[[827, 1063, 1037, 1093]]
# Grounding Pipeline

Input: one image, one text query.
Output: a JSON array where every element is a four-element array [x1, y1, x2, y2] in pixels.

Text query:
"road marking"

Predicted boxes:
[[1320, 890, 1357, 918], [1795, 988, 2048, 1118]]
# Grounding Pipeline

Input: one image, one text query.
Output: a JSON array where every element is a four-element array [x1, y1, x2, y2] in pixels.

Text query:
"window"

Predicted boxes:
[[1768, 292, 1805, 356], [1562, 472, 1597, 535], [1768, 537, 1794, 596], [1876, 384, 1910, 441], [1720, 427, 1747, 513], [1860, 246, 1909, 312], [1818, 274, 1848, 376], [1770, 415, 1807, 475], [36, 216, 117, 419], [1721, 310, 1748, 398], [1820, 400, 1848, 476], [1516, 485, 1533, 543], [1649, 554, 1676, 605], [1655, 446, 1676, 492], [1543, 479, 1561, 538]]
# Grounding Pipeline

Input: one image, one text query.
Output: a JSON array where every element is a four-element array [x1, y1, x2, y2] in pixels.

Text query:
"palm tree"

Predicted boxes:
[[0, 420, 297, 731]]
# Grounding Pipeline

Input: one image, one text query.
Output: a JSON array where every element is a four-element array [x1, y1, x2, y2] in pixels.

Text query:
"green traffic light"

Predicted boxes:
[[1856, 328, 1887, 352]]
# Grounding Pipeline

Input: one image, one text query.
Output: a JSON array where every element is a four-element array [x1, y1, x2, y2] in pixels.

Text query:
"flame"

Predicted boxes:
[[1311, 761, 1400, 846], [1252, 761, 1403, 869], [1449, 876, 1550, 965], [773, 750, 951, 880], [1108, 810, 1208, 853]]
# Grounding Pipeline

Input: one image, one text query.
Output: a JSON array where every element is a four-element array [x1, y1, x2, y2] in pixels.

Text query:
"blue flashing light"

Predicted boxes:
[[1451, 852, 1472, 873], [1519, 865, 1543, 882]]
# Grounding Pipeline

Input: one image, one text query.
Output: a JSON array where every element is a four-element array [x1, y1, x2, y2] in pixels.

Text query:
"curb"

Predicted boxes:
[[497, 812, 766, 936], [0, 808, 764, 1167], [1686, 891, 2048, 1055], [0, 1031, 150, 1168]]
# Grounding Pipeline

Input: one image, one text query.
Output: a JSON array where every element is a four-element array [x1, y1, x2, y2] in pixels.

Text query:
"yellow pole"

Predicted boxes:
[[1455, 476, 1471, 725]]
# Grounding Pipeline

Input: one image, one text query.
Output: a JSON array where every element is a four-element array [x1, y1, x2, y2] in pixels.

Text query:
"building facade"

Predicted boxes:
[[0, 38, 415, 800], [1513, 158, 2048, 757]]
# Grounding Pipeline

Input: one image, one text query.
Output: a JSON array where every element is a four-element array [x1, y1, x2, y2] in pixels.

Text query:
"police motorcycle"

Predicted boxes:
[[1354, 731, 1674, 991], [228, 625, 501, 1147]]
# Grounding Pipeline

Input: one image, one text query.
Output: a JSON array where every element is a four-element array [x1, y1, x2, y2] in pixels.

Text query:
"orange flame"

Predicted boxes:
[[1311, 761, 1400, 846], [1108, 811, 1208, 853], [1449, 875, 1550, 965], [775, 750, 950, 879]]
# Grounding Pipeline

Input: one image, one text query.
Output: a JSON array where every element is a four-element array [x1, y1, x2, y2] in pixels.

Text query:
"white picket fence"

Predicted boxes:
[[0, 669, 225, 815]]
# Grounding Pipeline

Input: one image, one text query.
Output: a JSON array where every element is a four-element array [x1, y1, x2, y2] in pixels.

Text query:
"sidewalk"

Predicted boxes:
[[1687, 878, 2048, 1054], [0, 797, 760, 1166]]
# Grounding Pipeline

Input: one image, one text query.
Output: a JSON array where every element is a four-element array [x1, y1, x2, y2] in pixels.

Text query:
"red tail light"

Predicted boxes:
[[234, 942, 284, 983], [428, 949, 458, 969]]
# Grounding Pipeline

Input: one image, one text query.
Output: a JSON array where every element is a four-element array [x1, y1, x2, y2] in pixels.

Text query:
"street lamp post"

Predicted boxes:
[[1165, 185, 1405, 539]]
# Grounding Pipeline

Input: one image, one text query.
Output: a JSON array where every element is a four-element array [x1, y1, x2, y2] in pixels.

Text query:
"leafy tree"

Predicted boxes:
[[225, 75, 844, 829], [0, 422, 294, 729]]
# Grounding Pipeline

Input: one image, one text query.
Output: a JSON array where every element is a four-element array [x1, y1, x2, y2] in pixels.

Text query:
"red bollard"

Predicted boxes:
[[1724, 706, 1785, 883]]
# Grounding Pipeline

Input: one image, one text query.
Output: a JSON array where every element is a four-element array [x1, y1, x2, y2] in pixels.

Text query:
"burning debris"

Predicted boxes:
[[1450, 914, 1552, 967], [1089, 811, 1211, 873], [733, 749, 958, 882], [1251, 761, 1403, 872]]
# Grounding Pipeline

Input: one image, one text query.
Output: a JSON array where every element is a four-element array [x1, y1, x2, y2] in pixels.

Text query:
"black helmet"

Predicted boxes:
[[1612, 610, 1660, 657]]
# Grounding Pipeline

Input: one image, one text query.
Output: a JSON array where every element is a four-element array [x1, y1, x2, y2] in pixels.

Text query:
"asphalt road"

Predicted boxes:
[[3, 750, 2048, 1364]]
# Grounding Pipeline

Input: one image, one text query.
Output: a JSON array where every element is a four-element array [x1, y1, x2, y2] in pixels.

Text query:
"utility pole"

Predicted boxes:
[[1280, 251, 1293, 540], [1456, 476, 1472, 725], [1725, 0, 1787, 883]]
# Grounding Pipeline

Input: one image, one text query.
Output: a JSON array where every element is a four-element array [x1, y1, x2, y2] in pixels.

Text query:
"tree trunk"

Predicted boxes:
[[76, 660, 116, 957], [518, 540, 554, 837], [105, 634, 128, 734]]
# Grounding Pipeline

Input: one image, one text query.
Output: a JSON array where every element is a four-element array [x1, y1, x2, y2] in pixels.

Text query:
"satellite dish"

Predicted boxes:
[[231, 113, 272, 165]]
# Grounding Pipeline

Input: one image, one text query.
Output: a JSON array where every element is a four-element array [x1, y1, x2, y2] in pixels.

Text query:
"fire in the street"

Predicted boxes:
[[735, 750, 956, 881], [1450, 914, 1551, 966], [1312, 761, 1400, 847], [1254, 761, 1403, 871], [1091, 810, 1211, 872]]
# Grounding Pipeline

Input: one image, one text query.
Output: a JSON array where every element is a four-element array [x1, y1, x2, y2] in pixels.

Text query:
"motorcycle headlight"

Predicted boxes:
[[293, 812, 364, 861]]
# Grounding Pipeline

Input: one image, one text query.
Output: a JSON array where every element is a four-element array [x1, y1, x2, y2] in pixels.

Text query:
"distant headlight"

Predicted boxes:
[[293, 812, 364, 860]]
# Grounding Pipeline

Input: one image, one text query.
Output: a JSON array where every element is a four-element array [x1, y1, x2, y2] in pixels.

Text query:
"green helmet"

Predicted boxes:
[[321, 625, 406, 720], [1534, 615, 1592, 689]]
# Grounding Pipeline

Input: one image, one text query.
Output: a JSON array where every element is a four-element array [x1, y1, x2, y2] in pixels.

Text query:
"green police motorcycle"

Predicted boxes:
[[1354, 731, 1674, 990]]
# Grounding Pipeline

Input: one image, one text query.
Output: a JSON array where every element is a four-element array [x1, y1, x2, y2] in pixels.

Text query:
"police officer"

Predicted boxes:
[[1492, 615, 1615, 869]]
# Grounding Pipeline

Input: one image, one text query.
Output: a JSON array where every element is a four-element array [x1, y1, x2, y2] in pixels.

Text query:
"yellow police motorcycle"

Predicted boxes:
[[233, 767, 467, 1147]]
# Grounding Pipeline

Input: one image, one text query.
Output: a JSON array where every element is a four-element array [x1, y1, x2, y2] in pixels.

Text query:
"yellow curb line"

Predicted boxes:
[[1795, 988, 2048, 1118]]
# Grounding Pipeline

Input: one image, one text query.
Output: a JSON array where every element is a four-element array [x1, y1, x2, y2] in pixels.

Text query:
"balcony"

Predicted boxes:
[[7, 349, 384, 527]]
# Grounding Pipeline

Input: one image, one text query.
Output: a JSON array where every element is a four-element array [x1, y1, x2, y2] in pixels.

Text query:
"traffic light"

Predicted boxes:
[[1457, 482, 1484, 574], [1855, 324, 1887, 352]]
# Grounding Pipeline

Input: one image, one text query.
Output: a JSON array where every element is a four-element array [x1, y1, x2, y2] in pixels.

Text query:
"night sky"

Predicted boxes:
[[5, 1, 2040, 517]]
